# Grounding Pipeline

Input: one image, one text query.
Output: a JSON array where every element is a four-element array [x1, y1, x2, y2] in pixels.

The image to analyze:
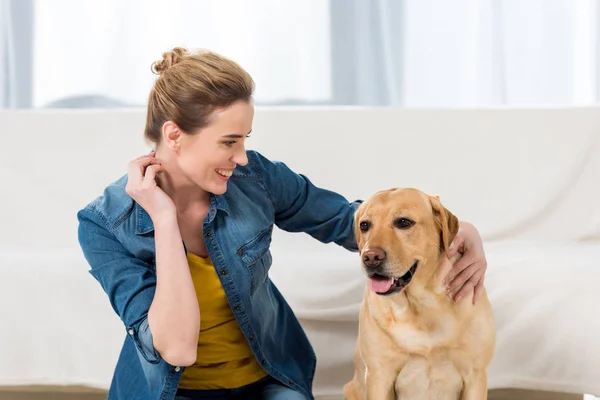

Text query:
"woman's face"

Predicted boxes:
[[171, 100, 254, 195]]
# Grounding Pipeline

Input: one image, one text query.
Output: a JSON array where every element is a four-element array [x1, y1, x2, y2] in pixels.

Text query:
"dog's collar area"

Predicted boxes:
[[370, 260, 419, 296]]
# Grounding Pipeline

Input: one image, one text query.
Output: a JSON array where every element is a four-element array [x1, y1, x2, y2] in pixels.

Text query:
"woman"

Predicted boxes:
[[77, 47, 487, 400]]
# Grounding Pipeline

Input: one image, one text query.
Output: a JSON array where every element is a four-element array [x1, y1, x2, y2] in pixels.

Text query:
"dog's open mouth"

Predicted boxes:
[[368, 260, 419, 295]]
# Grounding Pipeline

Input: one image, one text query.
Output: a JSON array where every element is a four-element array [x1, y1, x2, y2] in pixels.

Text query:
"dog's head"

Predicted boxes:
[[354, 188, 459, 296]]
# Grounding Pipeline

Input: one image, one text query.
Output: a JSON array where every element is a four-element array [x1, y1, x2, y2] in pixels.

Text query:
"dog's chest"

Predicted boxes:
[[387, 312, 458, 354], [387, 313, 466, 399], [395, 357, 463, 399]]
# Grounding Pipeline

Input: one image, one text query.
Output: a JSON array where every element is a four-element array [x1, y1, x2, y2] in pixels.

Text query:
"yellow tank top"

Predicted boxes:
[[178, 253, 268, 390]]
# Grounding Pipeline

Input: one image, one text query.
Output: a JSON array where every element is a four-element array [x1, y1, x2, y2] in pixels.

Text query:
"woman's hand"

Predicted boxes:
[[125, 152, 176, 221], [444, 221, 487, 304]]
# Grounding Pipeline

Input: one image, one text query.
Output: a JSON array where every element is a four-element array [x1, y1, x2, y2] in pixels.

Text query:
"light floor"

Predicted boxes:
[[0, 386, 595, 400]]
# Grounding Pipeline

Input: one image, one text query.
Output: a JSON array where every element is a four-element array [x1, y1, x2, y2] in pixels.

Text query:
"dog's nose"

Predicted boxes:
[[362, 248, 386, 268]]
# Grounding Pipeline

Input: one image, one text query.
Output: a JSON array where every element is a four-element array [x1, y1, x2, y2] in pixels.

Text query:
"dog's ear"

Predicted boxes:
[[430, 196, 459, 252]]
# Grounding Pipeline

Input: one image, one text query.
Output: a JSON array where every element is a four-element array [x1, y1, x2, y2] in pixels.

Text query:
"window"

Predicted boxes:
[[2, 0, 600, 108]]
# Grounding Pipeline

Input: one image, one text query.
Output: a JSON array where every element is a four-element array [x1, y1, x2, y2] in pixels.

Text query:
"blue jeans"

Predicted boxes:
[[174, 376, 309, 400]]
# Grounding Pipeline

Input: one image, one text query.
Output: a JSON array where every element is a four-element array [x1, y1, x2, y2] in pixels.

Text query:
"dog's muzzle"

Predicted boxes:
[[368, 260, 419, 295]]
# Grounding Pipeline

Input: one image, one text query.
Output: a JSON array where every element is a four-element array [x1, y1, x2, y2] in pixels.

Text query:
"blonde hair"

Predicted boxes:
[[145, 47, 255, 144]]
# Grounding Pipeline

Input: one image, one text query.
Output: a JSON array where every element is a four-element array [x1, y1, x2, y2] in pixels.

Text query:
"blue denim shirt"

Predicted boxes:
[[77, 151, 361, 400]]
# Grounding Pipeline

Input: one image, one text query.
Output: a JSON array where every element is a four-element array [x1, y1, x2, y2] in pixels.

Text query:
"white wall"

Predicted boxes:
[[1, 107, 599, 251]]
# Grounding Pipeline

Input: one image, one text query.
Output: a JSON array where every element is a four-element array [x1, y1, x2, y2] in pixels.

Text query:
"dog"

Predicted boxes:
[[343, 188, 495, 400]]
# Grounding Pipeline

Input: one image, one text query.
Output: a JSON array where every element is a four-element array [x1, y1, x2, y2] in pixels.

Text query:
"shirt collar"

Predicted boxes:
[[134, 194, 230, 235]]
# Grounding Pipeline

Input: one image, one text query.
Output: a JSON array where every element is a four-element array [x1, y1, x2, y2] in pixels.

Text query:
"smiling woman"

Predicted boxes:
[[75, 46, 364, 400]]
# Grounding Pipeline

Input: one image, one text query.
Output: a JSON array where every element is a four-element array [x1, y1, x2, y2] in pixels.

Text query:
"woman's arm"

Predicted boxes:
[[78, 208, 199, 367], [148, 214, 199, 367], [124, 153, 199, 366], [78, 153, 199, 367], [250, 151, 362, 251], [250, 151, 489, 305]]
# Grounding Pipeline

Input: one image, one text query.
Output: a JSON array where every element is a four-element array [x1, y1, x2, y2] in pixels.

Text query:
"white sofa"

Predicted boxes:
[[0, 108, 599, 399]]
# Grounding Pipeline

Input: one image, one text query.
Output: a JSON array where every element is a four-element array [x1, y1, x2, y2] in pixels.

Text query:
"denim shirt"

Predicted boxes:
[[77, 150, 361, 400]]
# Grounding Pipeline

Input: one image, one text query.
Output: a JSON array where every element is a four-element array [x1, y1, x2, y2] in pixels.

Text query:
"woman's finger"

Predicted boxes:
[[455, 269, 484, 302], [473, 278, 484, 305], [448, 261, 479, 295], [445, 252, 475, 285], [128, 155, 160, 183], [447, 234, 464, 258], [143, 163, 164, 186]]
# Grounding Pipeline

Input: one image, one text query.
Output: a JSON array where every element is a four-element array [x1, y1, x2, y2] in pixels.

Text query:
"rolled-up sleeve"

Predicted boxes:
[[77, 207, 161, 364]]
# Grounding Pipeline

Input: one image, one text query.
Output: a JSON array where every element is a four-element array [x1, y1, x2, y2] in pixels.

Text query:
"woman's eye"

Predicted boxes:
[[224, 141, 236, 147]]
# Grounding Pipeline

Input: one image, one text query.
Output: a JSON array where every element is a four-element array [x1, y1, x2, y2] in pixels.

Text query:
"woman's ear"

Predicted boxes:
[[161, 121, 182, 151]]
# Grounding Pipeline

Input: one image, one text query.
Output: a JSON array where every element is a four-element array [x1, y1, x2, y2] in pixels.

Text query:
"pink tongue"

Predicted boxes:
[[369, 277, 394, 293]]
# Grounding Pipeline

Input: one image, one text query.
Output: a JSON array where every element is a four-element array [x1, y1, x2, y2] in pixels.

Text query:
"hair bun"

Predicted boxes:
[[151, 47, 189, 75]]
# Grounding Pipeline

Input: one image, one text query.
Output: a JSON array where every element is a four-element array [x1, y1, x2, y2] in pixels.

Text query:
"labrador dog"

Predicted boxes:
[[344, 188, 495, 400]]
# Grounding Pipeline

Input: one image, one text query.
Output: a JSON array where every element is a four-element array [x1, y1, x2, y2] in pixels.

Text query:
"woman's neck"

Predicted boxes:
[[154, 150, 211, 213]]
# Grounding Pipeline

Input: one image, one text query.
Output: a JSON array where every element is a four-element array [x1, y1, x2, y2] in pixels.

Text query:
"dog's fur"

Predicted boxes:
[[343, 188, 495, 400]]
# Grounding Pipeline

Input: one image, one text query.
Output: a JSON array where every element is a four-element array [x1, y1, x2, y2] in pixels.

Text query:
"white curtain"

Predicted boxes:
[[0, 0, 14, 108], [401, 0, 599, 106], [3, 0, 600, 107], [333, 0, 600, 106], [0, 0, 33, 108], [328, 0, 405, 105]]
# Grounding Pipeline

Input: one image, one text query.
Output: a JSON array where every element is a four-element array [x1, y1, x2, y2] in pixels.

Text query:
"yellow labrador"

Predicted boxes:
[[344, 188, 495, 400]]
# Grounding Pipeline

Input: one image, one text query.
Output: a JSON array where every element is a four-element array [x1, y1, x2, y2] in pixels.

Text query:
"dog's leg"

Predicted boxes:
[[343, 379, 361, 400], [344, 345, 369, 399], [365, 369, 397, 400], [460, 371, 487, 400], [394, 360, 431, 400]]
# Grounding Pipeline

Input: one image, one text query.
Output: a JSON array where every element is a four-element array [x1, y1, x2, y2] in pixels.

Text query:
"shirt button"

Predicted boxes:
[[220, 269, 228, 275], [234, 305, 241, 311], [205, 232, 213, 237], [174, 366, 181, 372], [261, 359, 266, 365], [249, 334, 255, 340], [288, 380, 293, 385], [236, 248, 243, 255], [128, 329, 134, 336]]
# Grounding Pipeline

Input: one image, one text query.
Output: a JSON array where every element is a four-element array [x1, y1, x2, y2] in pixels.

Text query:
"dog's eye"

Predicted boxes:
[[359, 221, 371, 232], [394, 218, 415, 229]]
